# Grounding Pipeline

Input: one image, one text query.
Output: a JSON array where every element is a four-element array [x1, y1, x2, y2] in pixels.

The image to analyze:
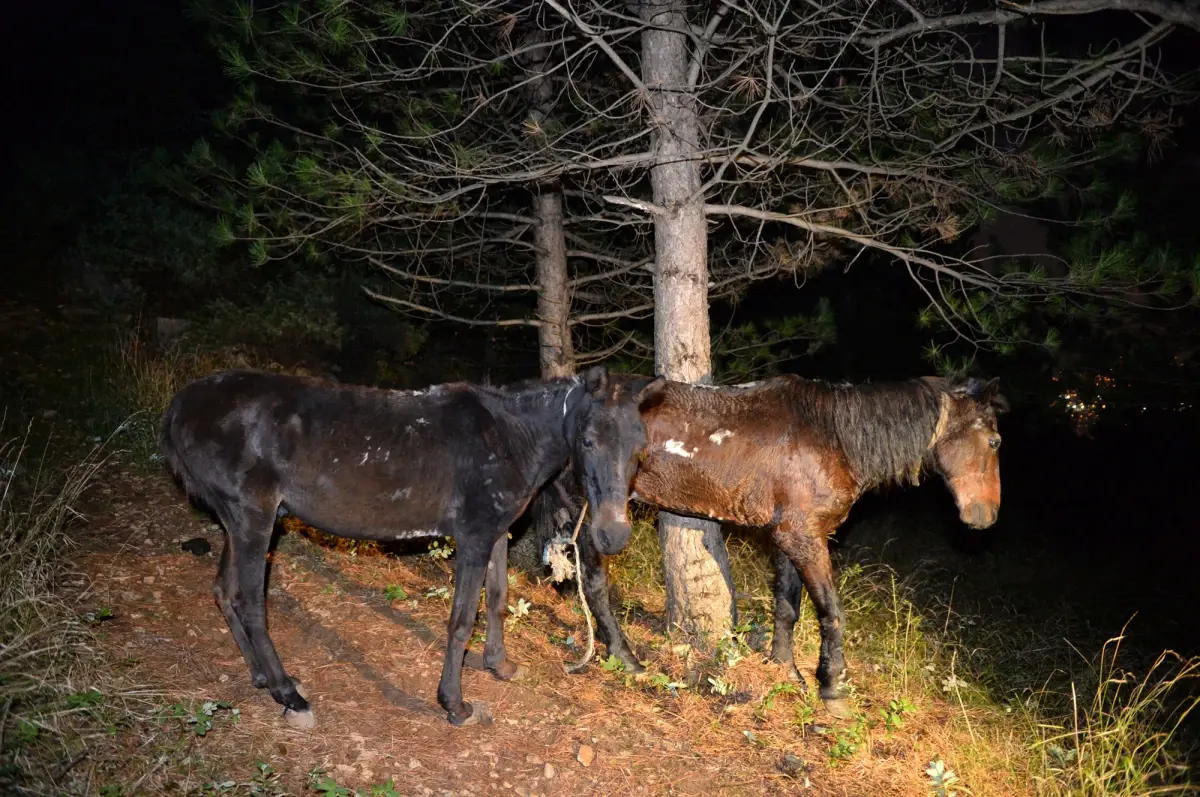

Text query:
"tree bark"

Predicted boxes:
[[509, 28, 577, 572], [534, 187, 575, 378], [641, 0, 735, 638]]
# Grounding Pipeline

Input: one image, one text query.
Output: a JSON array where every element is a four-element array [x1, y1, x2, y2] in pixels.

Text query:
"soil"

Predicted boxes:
[[3, 298, 1029, 797]]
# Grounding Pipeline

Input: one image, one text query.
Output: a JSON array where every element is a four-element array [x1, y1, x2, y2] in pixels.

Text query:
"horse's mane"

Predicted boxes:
[[787, 377, 948, 489]]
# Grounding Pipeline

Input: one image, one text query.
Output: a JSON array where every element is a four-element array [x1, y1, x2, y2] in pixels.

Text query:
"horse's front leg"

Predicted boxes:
[[773, 521, 852, 720], [483, 532, 528, 682], [437, 542, 491, 726], [578, 526, 644, 673]]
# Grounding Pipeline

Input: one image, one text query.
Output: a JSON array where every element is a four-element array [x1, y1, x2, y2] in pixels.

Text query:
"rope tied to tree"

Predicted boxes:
[[542, 498, 596, 674]]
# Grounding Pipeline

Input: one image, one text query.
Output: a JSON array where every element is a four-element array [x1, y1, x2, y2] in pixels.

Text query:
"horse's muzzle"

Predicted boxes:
[[591, 521, 633, 557], [961, 502, 998, 529]]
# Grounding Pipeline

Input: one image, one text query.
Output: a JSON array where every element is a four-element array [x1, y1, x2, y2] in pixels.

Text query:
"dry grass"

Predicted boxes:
[[597, 513, 1200, 795], [8, 322, 1197, 795], [0, 426, 147, 794]]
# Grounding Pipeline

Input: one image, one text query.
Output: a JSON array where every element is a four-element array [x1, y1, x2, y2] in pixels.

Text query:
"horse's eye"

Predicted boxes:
[[582, 438, 596, 450], [988, 437, 1001, 450]]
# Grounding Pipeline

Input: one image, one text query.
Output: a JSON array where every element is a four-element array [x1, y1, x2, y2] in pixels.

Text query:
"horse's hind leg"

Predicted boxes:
[[437, 538, 491, 726], [212, 536, 266, 688], [220, 501, 312, 727], [773, 523, 851, 719], [770, 548, 805, 684], [483, 531, 528, 682], [578, 526, 643, 673]]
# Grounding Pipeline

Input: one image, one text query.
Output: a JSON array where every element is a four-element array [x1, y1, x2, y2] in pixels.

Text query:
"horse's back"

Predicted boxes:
[[160, 370, 526, 538]]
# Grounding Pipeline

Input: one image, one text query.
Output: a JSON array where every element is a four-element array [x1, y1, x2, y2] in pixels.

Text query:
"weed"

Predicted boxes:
[[880, 696, 917, 732], [507, 596, 532, 627], [827, 713, 869, 766], [426, 537, 454, 560], [759, 681, 801, 712], [308, 768, 402, 797], [926, 758, 961, 796], [708, 676, 732, 696], [383, 583, 407, 602], [599, 654, 626, 673], [165, 699, 240, 737]]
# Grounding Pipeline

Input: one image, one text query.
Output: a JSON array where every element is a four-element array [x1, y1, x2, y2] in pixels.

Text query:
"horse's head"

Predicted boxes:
[[932, 376, 1009, 529], [567, 366, 667, 556]]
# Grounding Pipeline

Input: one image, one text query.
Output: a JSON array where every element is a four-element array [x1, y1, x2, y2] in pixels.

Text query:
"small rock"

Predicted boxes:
[[777, 752, 808, 776], [207, 523, 220, 532], [542, 763, 556, 780], [576, 745, 594, 768], [524, 754, 541, 765], [143, 538, 153, 547], [120, 591, 141, 602], [409, 758, 422, 770], [142, 576, 155, 585], [219, 674, 229, 683]]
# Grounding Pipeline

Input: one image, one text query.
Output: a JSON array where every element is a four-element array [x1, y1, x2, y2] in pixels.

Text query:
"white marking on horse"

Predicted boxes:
[[664, 440, 695, 458], [393, 529, 436, 540], [562, 380, 579, 417], [709, 429, 735, 445]]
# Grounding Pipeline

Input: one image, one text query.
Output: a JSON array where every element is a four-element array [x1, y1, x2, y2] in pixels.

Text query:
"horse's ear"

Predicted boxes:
[[582, 364, 609, 397], [634, 374, 667, 406], [961, 376, 1007, 412], [984, 379, 1010, 413]]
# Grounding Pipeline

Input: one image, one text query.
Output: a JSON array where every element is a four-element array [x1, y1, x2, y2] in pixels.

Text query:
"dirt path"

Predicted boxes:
[[63, 453, 972, 797], [2, 301, 1027, 797]]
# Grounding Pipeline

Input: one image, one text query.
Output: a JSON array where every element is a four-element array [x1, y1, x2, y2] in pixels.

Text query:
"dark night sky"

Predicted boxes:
[[3, 0, 224, 174]]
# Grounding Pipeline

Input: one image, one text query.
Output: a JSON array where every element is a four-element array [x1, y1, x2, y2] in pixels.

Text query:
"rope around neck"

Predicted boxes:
[[545, 499, 596, 674]]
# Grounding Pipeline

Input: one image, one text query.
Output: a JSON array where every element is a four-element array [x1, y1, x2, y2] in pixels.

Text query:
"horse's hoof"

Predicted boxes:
[[491, 660, 529, 682], [283, 707, 316, 729], [449, 701, 492, 727], [822, 697, 854, 720], [293, 680, 310, 699], [622, 658, 646, 675]]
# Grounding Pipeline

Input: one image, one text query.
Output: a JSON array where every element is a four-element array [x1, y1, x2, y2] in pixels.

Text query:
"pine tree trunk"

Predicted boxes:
[[534, 188, 575, 378], [508, 29, 579, 573], [641, 0, 735, 638]]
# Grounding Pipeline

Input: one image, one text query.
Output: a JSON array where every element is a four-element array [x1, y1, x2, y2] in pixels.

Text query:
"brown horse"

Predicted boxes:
[[533, 373, 1007, 718]]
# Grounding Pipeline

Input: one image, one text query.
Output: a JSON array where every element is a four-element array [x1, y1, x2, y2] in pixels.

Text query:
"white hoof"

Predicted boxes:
[[284, 707, 316, 729]]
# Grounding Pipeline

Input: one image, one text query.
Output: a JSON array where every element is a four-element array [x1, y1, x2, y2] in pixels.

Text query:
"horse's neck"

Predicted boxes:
[[823, 381, 942, 489], [489, 378, 578, 485]]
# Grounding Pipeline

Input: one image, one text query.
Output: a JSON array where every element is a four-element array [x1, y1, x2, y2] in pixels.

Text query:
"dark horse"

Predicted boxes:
[[160, 365, 665, 728], [533, 373, 1007, 718]]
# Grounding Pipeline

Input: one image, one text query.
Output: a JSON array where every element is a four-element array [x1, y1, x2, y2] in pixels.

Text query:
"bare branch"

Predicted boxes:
[[861, 0, 1200, 49]]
